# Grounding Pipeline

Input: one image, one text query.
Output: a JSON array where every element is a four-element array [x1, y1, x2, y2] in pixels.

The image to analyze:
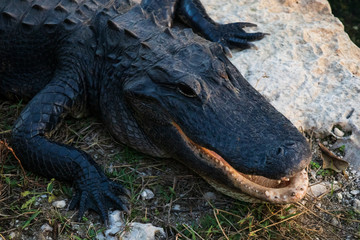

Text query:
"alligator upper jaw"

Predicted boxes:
[[171, 122, 309, 203]]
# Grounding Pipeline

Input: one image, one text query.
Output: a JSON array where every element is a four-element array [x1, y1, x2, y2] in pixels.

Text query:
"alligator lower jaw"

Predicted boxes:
[[171, 122, 308, 204]]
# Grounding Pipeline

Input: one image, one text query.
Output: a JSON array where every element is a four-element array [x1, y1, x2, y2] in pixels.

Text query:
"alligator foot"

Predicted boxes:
[[210, 22, 268, 53], [68, 175, 130, 224]]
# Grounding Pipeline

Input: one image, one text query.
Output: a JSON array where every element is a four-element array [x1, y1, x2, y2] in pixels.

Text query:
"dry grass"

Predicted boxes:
[[0, 99, 359, 239]]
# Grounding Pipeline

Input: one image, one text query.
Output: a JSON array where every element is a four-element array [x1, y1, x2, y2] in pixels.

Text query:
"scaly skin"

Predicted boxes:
[[0, 0, 311, 222]]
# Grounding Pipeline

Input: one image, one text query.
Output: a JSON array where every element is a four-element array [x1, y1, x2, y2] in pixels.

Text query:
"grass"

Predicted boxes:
[[1, 100, 360, 239]]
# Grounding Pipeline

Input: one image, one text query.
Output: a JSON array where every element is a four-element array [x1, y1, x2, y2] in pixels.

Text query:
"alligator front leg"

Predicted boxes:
[[176, 0, 266, 49], [11, 67, 128, 222], [177, 0, 267, 51], [141, 0, 266, 51]]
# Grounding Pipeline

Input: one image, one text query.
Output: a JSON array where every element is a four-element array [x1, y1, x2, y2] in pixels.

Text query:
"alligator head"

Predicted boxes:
[[100, 8, 311, 203]]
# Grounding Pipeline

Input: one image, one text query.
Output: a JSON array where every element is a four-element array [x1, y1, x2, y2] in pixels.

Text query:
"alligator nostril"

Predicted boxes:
[[284, 141, 296, 147], [276, 147, 284, 156]]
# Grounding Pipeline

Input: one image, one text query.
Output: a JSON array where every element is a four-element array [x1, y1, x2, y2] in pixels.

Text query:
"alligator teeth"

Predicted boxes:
[[281, 177, 290, 182]]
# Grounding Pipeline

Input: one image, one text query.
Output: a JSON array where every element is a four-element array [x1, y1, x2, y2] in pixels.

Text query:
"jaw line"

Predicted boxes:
[[171, 121, 309, 203]]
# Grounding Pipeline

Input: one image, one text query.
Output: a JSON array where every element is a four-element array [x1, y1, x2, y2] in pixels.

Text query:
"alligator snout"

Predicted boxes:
[[263, 139, 311, 179]]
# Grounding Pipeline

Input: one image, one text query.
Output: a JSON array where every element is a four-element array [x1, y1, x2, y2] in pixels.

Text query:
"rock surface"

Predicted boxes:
[[308, 182, 329, 198], [202, 0, 360, 169], [96, 211, 166, 240]]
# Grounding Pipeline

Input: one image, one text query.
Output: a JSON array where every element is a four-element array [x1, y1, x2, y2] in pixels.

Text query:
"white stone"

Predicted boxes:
[[40, 223, 53, 232], [203, 192, 217, 201], [121, 222, 166, 240], [308, 183, 328, 197], [202, 0, 360, 169], [333, 127, 345, 137], [96, 211, 166, 240], [52, 200, 66, 208], [172, 204, 181, 211], [140, 189, 155, 200], [350, 190, 360, 195], [353, 199, 360, 212], [9, 232, 16, 239], [336, 192, 343, 201]]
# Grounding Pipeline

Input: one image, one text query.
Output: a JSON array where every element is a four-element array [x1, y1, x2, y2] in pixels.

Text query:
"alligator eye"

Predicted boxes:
[[177, 83, 197, 98]]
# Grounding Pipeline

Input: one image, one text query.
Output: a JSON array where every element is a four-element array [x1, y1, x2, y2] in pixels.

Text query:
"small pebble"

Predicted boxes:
[[353, 199, 360, 212], [350, 190, 360, 195], [309, 184, 328, 198], [9, 232, 16, 239], [172, 204, 181, 211], [333, 127, 344, 137], [336, 192, 343, 201], [331, 217, 339, 226], [322, 141, 328, 145], [140, 189, 155, 200], [203, 192, 216, 201], [52, 200, 66, 208], [41, 223, 53, 232]]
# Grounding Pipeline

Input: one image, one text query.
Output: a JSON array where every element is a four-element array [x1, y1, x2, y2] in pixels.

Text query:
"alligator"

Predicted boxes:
[[0, 0, 311, 221]]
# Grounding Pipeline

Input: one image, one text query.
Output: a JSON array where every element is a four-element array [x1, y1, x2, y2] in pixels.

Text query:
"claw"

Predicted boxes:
[[96, 197, 108, 223], [105, 191, 130, 213], [249, 43, 258, 50], [77, 192, 89, 221], [122, 203, 130, 215], [111, 181, 131, 198], [213, 22, 267, 51], [68, 191, 81, 210], [233, 32, 267, 41], [236, 22, 257, 28], [70, 171, 131, 222], [223, 46, 232, 58]]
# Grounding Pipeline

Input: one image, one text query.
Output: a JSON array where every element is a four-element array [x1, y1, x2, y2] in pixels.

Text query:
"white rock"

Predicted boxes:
[[203, 192, 217, 201], [52, 200, 66, 208], [309, 170, 317, 180], [140, 189, 155, 200], [336, 192, 343, 201], [331, 217, 339, 226], [350, 190, 360, 195], [203, 0, 360, 169], [353, 199, 360, 212], [308, 183, 328, 198], [172, 204, 181, 211], [40, 223, 53, 232], [333, 127, 345, 137], [121, 222, 166, 240], [9, 232, 16, 239], [96, 211, 166, 240]]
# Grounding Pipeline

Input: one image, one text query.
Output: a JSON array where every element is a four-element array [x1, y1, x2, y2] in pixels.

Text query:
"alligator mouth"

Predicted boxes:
[[172, 122, 308, 203]]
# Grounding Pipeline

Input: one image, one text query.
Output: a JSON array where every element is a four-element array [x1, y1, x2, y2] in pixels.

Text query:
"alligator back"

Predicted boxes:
[[0, 0, 135, 31], [0, 0, 133, 99]]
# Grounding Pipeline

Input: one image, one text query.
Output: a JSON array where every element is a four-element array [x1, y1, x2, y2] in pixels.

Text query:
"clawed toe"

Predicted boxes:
[[69, 176, 130, 223], [216, 22, 268, 50]]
